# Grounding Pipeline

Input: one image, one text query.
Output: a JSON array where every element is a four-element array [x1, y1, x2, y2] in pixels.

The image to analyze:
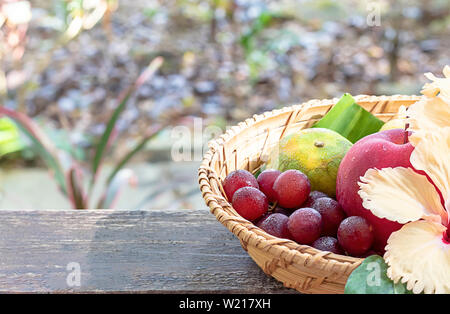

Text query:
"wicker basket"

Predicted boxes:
[[198, 94, 421, 294]]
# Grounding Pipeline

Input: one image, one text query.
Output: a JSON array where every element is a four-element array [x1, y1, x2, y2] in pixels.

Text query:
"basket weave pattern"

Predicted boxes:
[[198, 95, 421, 294]]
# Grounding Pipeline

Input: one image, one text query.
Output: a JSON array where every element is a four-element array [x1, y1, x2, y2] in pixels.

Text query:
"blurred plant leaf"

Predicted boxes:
[[345, 255, 412, 294], [97, 168, 137, 209], [240, 10, 286, 81], [90, 56, 163, 188], [240, 10, 276, 54], [46, 127, 86, 161], [67, 166, 87, 209], [0, 117, 25, 157], [106, 124, 165, 185], [265, 29, 302, 54], [312, 93, 385, 143], [0, 106, 67, 194], [143, 8, 159, 20]]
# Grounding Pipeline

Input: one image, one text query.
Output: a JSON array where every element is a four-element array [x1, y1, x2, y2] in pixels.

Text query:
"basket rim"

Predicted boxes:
[[198, 94, 422, 281]]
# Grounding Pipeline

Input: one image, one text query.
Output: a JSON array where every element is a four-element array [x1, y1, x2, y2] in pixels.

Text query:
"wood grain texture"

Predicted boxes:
[[0, 209, 296, 293]]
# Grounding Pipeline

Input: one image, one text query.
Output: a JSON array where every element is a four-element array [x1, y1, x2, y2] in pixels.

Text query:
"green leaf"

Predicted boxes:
[[253, 167, 262, 179], [0, 118, 25, 157], [105, 124, 164, 185], [0, 107, 67, 194], [67, 167, 87, 209], [312, 93, 385, 143], [239, 10, 276, 54], [90, 57, 163, 186], [345, 255, 412, 294], [45, 127, 85, 161]]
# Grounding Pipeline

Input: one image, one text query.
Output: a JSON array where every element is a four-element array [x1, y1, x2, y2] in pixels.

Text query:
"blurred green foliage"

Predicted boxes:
[[0, 57, 165, 209], [2, 0, 450, 166], [46, 127, 86, 161], [0, 118, 24, 158], [240, 10, 279, 80]]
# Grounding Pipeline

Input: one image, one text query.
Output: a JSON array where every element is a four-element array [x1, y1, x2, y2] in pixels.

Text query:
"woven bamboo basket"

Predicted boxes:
[[198, 94, 422, 294]]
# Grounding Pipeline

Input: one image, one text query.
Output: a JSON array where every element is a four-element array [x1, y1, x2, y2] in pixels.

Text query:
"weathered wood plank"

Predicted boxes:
[[0, 209, 296, 293]]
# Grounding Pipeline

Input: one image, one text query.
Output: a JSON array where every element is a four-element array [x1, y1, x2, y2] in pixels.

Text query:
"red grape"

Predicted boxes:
[[287, 207, 322, 244], [312, 236, 343, 254], [223, 170, 259, 201], [311, 197, 345, 236], [273, 206, 292, 216], [232, 186, 268, 221], [257, 169, 281, 202], [254, 212, 270, 226], [273, 170, 311, 209], [337, 216, 374, 256], [303, 191, 328, 207], [256, 213, 291, 239]]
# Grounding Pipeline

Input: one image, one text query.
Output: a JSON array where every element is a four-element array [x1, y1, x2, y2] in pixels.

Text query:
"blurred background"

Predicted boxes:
[[0, 0, 449, 210]]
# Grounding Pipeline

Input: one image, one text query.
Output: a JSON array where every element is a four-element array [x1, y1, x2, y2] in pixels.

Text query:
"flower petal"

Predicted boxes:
[[407, 96, 450, 134], [421, 65, 450, 101], [409, 127, 450, 207], [395, 105, 408, 119], [384, 220, 450, 294], [358, 167, 447, 224]]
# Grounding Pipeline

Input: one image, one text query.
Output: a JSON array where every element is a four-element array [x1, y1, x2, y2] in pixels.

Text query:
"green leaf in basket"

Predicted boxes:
[[253, 163, 268, 179], [344, 255, 412, 294], [312, 93, 385, 143]]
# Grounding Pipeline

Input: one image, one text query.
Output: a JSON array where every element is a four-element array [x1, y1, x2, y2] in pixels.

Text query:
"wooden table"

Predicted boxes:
[[0, 209, 296, 293]]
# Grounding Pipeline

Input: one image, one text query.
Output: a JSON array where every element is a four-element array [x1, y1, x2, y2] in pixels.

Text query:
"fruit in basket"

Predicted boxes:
[[379, 118, 406, 131], [336, 128, 414, 253], [310, 197, 346, 236], [272, 169, 311, 209], [303, 190, 328, 207], [223, 169, 259, 201], [256, 169, 281, 202], [266, 128, 352, 197], [288, 207, 323, 244], [232, 186, 268, 221], [312, 236, 343, 254], [256, 213, 291, 239], [273, 206, 292, 216], [379, 105, 408, 131], [337, 216, 374, 256]]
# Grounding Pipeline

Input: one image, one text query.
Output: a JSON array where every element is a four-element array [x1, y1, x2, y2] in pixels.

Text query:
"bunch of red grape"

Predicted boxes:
[[223, 168, 376, 257]]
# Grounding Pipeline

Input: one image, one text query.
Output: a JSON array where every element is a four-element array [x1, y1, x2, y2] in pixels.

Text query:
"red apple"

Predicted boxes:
[[336, 129, 414, 253]]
